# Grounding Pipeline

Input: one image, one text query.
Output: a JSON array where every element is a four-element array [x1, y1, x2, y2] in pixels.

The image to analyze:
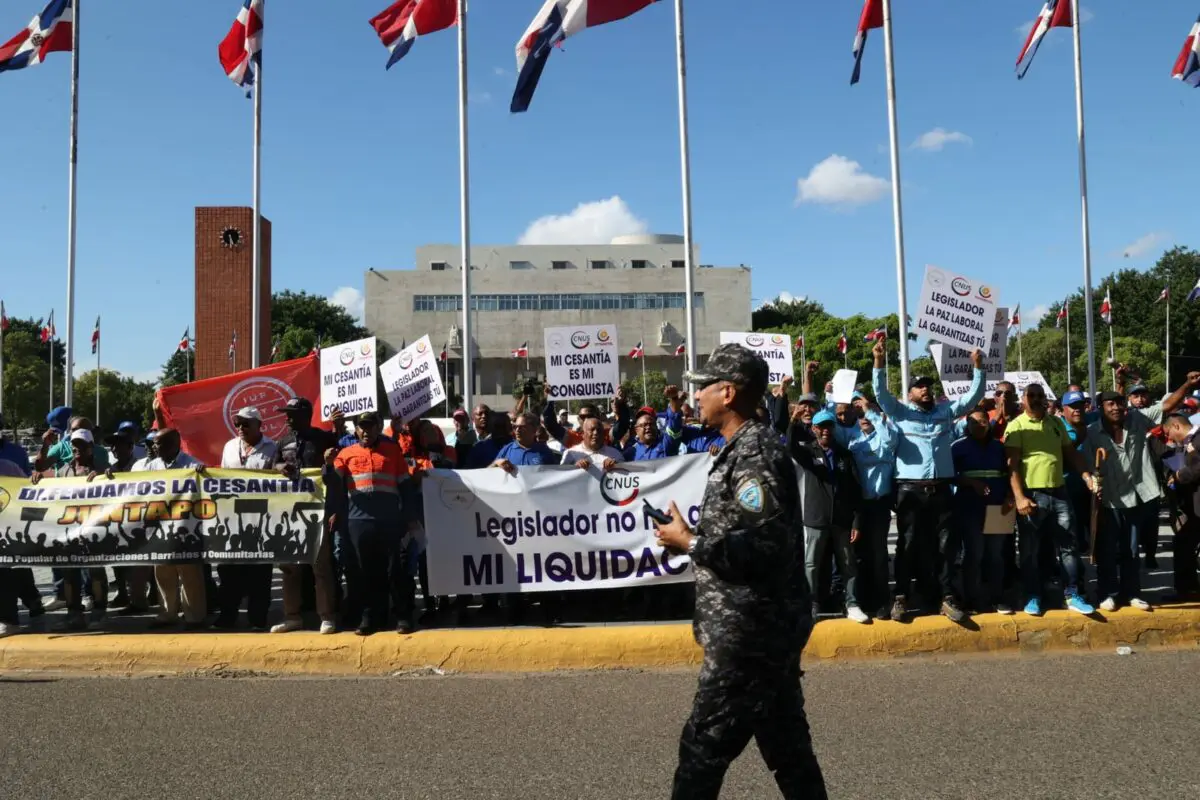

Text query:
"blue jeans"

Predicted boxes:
[[1017, 489, 1083, 600], [1096, 501, 1156, 601], [958, 502, 1009, 609]]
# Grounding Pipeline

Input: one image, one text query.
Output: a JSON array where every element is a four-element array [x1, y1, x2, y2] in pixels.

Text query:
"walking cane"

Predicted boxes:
[[1089, 449, 1107, 565]]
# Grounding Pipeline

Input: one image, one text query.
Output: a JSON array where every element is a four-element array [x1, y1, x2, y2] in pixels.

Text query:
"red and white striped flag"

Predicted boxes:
[[1099, 290, 1113, 326], [1055, 301, 1068, 328], [1154, 286, 1169, 304], [836, 328, 848, 355], [511, 341, 529, 358], [628, 341, 644, 359], [179, 327, 191, 352], [40, 310, 54, 343], [674, 339, 686, 358], [228, 330, 238, 362], [439, 342, 448, 362], [90, 315, 100, 355]]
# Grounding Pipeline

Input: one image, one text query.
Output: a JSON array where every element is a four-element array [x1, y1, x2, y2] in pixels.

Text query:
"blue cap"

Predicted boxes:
[[1128, 383, 1149, 395], [851, 390, 865, 401], [812, 409, 837, 427], [46, 406, 72, 431], [1062, 390, 1087, 407], [117, 420, 139, 433]]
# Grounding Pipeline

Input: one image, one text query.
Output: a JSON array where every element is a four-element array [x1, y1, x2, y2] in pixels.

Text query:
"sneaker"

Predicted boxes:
[[846, 605, 869, 624], [396, 619, 415, 635], [941, 597, 966, 623], [1023, 598, 1042, 617], [890, 597, 908, 622], [319, 620, 336, 635], [0, 622, 14, 638], [996, 603, 1014, 616], [874, 607, 890, 621], [270, 619, 304, 634], [1066, 595, 1095, 615], [43, 598, 67, 612], [1129, 597, 1152, 611], [1099, 597, 1117, 612]]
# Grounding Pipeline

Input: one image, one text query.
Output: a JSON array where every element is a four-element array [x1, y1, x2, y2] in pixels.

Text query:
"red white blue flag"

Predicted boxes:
[[91, 315, 99, 355], [1187, 278, 1200, 303], [0, 0, 72, 74], [1172, 14, 1200, 87], [218, 0, 263, 92], [1099, 290, 1112, 326], [511, 341, 529, 358], [837, 328, 848, 355], [511, 0, 660, 113], [850, 0, 882, 85], [628, 341, 644, 359], [370, 0, 456, 68], [1016, 0, 1072, 79]]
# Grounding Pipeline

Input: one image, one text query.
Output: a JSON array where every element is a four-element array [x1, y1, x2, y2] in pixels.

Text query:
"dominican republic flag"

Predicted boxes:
[[179, 328, 191, 352], [1056, 301, 1068, 328], [795, 333, 804, 351], [439, 342, 448, 362], [308, 335, 322, 357], [39, 310, 54, 343], [628, 341, 644, 359], [0, 301, 8, 332], [1009, 306, 1021, 330], [511, 341, 529, 358], [863, 326, 886, 343], [270, 337, 280, 361], [0, 0, 72, 74], [1187, 278, 1200, 303], [511, 0, 659, 113], [674, 339, 686, 357], [1155, 286, 1170, 304], [836, 328, 848, 355], [1099, 290, 1112, 325], [1016, 0, 1072, 79], [370, 0, 456, 68], [218, 0, 263, 93], [90, 315, 99, 355], [850, 0, 882, 85], [1172, 14, 1200, 87], [229, 330, 238, 361]]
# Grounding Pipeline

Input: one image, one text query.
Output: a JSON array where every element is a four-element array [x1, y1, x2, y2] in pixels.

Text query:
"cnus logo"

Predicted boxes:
[[745, 333, 765, 347], [339, 347, 355, 366], [570, 331, 591, 349], [951, 277, 971, 296], [600, 469, 640, 506]]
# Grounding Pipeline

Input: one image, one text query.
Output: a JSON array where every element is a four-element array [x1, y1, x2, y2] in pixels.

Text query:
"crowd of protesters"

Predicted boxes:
[[1, 341, 1199, 638]]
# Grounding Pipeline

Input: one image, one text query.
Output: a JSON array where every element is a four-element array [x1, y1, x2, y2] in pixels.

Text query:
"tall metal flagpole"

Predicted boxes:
[[882, 0, 912, 390], [1071, 0, 1098, 402], [95, 318, 100, 423], [1065, 304, 1072, 386], [250, 41, 263, 369], [64, 0, 80, 407], [1018, 316, 1024, 370], [49, 334, 54, 412], [674, 0, 697, 385], [1108, 322, 1116, 390], [1166, 283, 1171, 389], [0, 316, 5, 417], [457, 0, 473, 413]]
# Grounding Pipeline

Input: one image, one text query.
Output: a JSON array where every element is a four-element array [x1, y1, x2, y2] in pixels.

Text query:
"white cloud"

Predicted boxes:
[[518, 196, 648, 245], [1119, 231, 1169, 260], [1028, 304, 1051, 323], [470, 89, 493, 105], [776, 291, 806, 304], [911, 128, 973, 152], [794, 155, 889, 208], [493, 66, 509, 77], [329, 286, 365, 322]]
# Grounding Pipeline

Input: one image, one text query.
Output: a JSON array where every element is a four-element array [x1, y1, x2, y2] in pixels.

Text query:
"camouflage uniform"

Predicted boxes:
[[672, 345, 827, 800]]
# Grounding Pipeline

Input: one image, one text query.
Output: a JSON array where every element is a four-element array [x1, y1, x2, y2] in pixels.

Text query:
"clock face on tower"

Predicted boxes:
[[221, 226, 243, 249]]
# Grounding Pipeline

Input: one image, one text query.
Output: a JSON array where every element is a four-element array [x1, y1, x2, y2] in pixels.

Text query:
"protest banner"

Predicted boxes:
[[158, 356, 321, 466], [379, 335, 446, 423], [915, 265, 999, 352], [319, 336, 378, 421], [930, 307, 1009, 399], [543, 324, 619, 400], [0, 469, 326, 567], [422, 454, 709, 595], [718, 332, 794, 385]]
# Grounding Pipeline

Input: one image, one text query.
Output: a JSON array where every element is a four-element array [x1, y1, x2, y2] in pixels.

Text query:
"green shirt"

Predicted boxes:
[[47, 439, 111, 470], [1005, 413, 1068, 491]]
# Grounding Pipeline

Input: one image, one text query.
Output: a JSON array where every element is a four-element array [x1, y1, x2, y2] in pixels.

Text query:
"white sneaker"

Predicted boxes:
[[319, 620, 336, 635], [846, 605, 870, 624], [1129, 597, 1152, 612], [1099, 597, 1117, 612], [43, 598, 67, 612], [996, 603, 1014, 615], [270, 619, 304, 634], [0, 622, 14, 638]]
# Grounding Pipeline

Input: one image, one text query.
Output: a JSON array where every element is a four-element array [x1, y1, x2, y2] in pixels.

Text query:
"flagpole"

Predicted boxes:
[[0, 316, 5, 417], [186, 343, 191, 383], [674, 0, 698, 388], [457, 0, 474, 414], [1071, 0, 1098, 402], [250, 45, 263, 369], [1165, 284, 1171, 390], [641, 352, 647, 407], [882, 0, 912, 390], [1018, 317, 1024, 371], [1108, 323, 1116, 390], [63, 0, 80, 408], [95, 319, 100, 424], [49, 334, 54, 413], [1065, 304, 1072, 386]]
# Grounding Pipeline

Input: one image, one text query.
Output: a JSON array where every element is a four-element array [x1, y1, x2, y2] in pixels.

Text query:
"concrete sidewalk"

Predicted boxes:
[[2, 604, 1198, 676]]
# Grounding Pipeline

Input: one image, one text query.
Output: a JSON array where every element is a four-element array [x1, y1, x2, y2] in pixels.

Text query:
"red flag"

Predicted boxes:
[[628, 341, 644, 359], [0, 300, 8, 332], [157, 356, 321, 465], [674, 339, 686, 357], [1055, 302, 1068, 328], [179, 327, 191, 352], [91, 315, 100, 355], [850, 0, 883, 85]]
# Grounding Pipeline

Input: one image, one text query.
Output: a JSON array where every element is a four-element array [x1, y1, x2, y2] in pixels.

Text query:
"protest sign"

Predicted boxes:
[[1004, 371, 1057, 400], [829, 369, 858, 404], [930, 307, 1009, 399], [915, 265, 999, 352], [158, 356, 320, 466], [379, 335, 446, 423], [544, 324, 619, 400], [319, 337, 378, 421], [422, 454, 709, 595], [0, 469, 326, 567], [718, 332, 794, 385]]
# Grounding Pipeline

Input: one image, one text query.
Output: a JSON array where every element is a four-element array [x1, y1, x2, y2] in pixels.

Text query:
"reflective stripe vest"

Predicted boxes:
[[333, 438, 410, 495]]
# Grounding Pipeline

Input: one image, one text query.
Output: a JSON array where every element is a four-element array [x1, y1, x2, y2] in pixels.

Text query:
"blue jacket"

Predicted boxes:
[[466, 437, 510, 469], [874, 366, 986, 480], [623, 407, 684, 461], [847, 410, 898, 499], [495, 440, 561, 466]]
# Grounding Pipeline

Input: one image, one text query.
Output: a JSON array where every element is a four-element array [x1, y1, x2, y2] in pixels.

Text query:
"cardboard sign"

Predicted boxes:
[[379, 335, 446, 423], [936, 369, 1057, 402], [930, 307, 1008, 385], [544, 324, 619, 400], [915, 265, 999, 352], [719, 332, 794, 385], [319, 337, 378, 421], [829, 369, 859, 404]]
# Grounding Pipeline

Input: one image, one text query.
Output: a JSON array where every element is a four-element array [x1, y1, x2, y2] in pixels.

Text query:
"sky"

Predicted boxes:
[[1, 0, 1198, 384]]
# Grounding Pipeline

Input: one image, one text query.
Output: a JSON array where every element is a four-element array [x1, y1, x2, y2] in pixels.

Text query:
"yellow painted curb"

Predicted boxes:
[[1, 607, 1198, 676]]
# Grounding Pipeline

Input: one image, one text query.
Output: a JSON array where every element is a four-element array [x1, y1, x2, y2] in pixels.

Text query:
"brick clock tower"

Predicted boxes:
[[194, 207, 272, 381]]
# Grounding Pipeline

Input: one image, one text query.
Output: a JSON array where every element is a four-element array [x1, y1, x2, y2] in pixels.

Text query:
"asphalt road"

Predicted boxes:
[[3, 651, 1198, 799]]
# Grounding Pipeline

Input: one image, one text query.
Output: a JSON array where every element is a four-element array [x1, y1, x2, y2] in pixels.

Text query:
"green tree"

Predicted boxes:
[[271, 291, 368, 360], [159, 349, 192, 388], [619, 370, 670, 411], [71, 369, 157, 433], [1, 317, 67, 429]]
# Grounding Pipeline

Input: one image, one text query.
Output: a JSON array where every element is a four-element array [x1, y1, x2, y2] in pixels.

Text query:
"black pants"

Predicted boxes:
[[672, 652, 828, 800], [1175, 520, 1200, 594], [854, 497, 893, 613], [894, 482, 959, 605], [216, 564, 273, 628], [343, 519, 413, 630]]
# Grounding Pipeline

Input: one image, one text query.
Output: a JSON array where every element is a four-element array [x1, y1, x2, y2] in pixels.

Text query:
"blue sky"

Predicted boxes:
[[1, 0, 1197, 382]]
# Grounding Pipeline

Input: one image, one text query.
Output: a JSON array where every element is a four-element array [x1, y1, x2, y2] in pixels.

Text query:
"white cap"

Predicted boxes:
[[70, 429, 94, 444], [234, 407, 262, 422]]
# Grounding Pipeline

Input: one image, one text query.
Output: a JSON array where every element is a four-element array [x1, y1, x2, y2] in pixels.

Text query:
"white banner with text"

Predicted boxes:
[[915, 265, 999, 352], [379, 335, 447, 423], [319, 337, 378, 421], [719, 332, 794, 385], [543, 324, 620, 400]]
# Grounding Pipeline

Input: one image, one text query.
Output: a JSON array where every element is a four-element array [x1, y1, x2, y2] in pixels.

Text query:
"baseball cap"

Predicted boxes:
[[1097, 390, 1125, 405], [1061, 390, 1087, 407], [117, 420, 139, 434], [142, 430, 158, 444], [277, 397, 313, 414], [812, 409, 837, 427], [909, 375, 935, 390], [796, 392, 821, 406], [70, 429, 94, 444], [683, 344, 769, 394], [1128, 383, 1149, 395], [234, 406, 263, 421], [452, 408, 468, 420], [357, 411, 382, 427]]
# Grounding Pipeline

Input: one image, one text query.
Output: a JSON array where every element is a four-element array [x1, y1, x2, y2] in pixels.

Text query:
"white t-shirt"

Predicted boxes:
[[220, 436, 278, 470], [561, 445, 625, 466], [135, 451, 201, 472]]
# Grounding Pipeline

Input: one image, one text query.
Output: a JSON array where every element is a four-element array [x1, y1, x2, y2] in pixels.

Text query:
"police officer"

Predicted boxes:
[[654, 344, 827, 800]]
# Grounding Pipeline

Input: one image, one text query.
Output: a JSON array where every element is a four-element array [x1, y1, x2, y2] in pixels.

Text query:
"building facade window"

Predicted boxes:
[[551, 260, 570, 270], [631, 259, 648, 269], [671, 260, 685, 269], [589, 260, 609, 270], [509, 260, 534, 270], [413, 292, 705, 313], [430, 261, 448, 271]]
